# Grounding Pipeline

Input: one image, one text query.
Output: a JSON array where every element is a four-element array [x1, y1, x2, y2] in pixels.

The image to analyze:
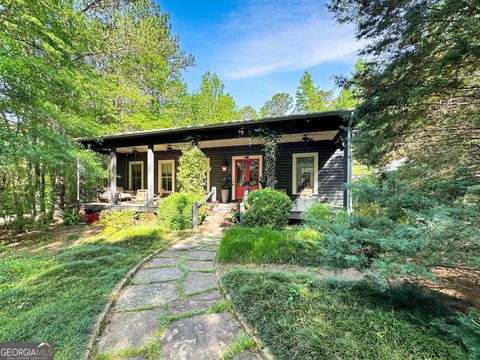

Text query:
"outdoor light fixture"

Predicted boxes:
[[221, 164, 228, 172]]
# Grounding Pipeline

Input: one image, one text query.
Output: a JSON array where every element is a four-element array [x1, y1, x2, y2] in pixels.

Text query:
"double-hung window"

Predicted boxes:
[[158, 160, 175, 194], [292, 153, 318, 195], [129, 161, 144, 191]]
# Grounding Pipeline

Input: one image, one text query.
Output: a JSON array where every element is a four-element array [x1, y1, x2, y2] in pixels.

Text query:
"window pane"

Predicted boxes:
[[236, 161, 246, 186], [161, 163, 172, 176], [161, 177, 168, 191], [249, 160, 259, 186], [132, 164, 142, 178], [296, 156, 314, 192]]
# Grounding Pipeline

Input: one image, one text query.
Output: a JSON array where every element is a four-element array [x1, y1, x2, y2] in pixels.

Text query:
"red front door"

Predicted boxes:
[[235, 158, 260, 200]]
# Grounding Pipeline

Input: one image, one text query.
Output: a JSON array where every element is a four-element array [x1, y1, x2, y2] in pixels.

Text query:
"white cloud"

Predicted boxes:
[[215, 0, 360, 80]]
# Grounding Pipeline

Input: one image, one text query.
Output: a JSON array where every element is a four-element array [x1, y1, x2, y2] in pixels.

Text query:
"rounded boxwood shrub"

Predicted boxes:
[[243, 188, 292, 229], [157, 193, 200, 230]]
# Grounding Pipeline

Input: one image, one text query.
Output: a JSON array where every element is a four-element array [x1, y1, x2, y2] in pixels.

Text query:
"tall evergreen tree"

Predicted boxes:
[[329, 0, 480, 179], [295, 71, 333, 113]]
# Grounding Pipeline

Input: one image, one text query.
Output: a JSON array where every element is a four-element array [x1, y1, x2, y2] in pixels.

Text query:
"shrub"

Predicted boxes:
[[303, 203, 333, 230], [63, 209, 83, 226], [157, 193, 200, 230], [177, 144, 209, 197], [96, 210, 145, 232], [218, 227, 321, 266], [243, 188, 291, 229]]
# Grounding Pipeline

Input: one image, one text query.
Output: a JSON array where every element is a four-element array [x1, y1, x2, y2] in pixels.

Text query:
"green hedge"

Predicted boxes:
[[244, 188, 292, 229], [157, 193, 200, 230]]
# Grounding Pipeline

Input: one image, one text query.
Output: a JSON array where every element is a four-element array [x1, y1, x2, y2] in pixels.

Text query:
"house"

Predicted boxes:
[[78, 110, 353, 218]]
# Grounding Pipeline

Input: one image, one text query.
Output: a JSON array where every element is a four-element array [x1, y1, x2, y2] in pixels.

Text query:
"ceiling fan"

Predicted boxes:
[[302, 134, 312, 145]]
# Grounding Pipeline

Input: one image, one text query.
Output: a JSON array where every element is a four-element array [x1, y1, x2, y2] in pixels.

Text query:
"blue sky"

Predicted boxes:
[[159, 0, 360, 110]]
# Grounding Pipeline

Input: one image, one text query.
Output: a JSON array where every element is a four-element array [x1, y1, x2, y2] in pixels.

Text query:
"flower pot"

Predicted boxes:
[[221, 189, 229, 203]]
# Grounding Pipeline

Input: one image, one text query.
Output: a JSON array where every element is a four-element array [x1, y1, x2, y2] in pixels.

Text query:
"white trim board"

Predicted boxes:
[[231, 155, 263, 201], [206, 157, 211, 192], [292, 152, 319, 195], [158, 159, 175, 194], [128, 161, 144, 190]]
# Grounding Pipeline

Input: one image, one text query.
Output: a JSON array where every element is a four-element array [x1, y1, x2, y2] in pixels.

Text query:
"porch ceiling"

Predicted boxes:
[[79, 110, 351, 152], [114, 130, 339, 153]]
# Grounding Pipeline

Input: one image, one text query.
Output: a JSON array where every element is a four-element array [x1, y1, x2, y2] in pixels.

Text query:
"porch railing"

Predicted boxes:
[[239, 186, 249, 226], [192, 187, 217, 229]]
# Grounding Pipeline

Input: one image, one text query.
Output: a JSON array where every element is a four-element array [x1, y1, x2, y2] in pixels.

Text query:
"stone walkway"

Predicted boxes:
[[96, 204, 261, 360]]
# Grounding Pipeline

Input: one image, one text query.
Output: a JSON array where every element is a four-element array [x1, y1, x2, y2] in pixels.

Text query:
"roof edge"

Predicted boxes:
[[77, 109, 353, 143]]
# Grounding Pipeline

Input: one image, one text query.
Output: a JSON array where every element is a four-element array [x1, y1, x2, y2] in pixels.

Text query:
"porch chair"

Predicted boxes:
[[132, 189, 147, 203]]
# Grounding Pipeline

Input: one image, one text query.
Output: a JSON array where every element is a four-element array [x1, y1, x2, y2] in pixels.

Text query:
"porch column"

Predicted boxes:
[[147, 144, 154, 206], [109, 148, 117, 204]]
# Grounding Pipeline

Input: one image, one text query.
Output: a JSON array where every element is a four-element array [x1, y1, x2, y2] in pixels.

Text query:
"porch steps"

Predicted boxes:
[[197, 203, 235, 233]]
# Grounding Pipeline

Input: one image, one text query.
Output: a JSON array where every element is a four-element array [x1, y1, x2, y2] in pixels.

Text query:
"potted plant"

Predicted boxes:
[[221, 175, 231, 203]]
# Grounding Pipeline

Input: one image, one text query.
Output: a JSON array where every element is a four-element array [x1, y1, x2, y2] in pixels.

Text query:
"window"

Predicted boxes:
[[292, 153, 318, 195], [129, 161, 144, 191], [158, 160, 175, 194]]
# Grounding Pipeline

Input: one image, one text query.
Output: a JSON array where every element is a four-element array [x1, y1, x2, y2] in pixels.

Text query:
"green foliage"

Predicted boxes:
[[260, 93, 294, 117], [249, 127, 279, 188], [222, 269, 470, 360], [319, 172, 480, 282], [188, 72, 240, 125], [303, 203, 333, 230], [0, 223, 167, 360], [238, 106, 258, 120], [96, 210, 146, 233], [177, 145, 209, 197], [157, 193, 200, 230], [243, 189, 292, 230], [218, 227, 322, 266], [295, 71, 333, 113], [221, 332, 256, 360], [62, 210, 83, 226], [0, 0, 192, 224], [329, 0, 479, 179]]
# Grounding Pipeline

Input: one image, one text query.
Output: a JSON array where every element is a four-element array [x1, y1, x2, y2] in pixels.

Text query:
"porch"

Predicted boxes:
[[78, 111, 353, 217]]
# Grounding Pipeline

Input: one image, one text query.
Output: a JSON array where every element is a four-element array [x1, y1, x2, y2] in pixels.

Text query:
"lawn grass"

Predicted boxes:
[[218, 226, 321, 266], [0, 222, 171, 360], [222, 269, 469, 360]]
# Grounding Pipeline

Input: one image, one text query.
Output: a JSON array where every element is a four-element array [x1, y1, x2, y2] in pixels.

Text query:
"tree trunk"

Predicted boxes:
[[39, 164, 46, 220], [33, 162, 39, 220], [56, 171, 66, 212], [47, 168, 56, 221]]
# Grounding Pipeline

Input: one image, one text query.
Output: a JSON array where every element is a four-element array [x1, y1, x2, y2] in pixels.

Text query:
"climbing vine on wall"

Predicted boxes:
[[250, 127, 279, 189]]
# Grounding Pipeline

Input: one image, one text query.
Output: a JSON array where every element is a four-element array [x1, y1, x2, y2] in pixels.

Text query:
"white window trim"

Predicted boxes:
[[128, 161, 144, 190], [158, 159, 175, 194], [206, 158, 211, 192], [231, 155, 263, 201], [292, 152, 319, 195]]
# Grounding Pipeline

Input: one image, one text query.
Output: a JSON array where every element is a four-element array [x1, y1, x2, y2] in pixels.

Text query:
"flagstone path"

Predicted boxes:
[[95, 204, 261, 360]]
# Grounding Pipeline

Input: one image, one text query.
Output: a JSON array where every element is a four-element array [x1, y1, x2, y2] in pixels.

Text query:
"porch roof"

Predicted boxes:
[[79, 110, 352, 151]]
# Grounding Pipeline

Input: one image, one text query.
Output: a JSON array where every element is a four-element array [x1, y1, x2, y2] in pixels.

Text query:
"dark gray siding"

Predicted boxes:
[[115, 140, 345, 207]]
